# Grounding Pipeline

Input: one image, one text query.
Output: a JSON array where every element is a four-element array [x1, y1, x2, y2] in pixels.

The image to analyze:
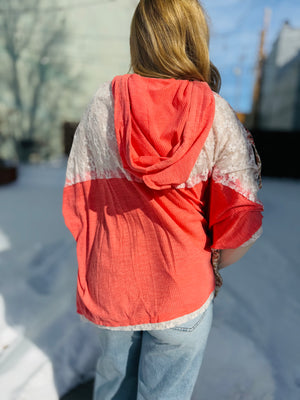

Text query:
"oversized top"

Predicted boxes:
[[62, 74, 263, 331]]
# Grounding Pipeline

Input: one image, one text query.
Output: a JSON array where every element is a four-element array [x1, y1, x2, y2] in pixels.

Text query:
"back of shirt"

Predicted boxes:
[[62, 75, 263, 330]]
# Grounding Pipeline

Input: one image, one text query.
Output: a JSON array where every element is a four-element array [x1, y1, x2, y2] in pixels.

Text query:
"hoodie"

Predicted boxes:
[[112, 74, 215, 190], [62, 74, 263, 330]]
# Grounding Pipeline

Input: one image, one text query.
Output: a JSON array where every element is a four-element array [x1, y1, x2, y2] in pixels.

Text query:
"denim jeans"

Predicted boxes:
[[93, 302, 213, 400]]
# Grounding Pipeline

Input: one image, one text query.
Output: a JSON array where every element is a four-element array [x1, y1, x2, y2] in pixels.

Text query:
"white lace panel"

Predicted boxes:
[[65, 82, 131, 187], [177, 94, 261, 205], [209, 94, 261, 204]]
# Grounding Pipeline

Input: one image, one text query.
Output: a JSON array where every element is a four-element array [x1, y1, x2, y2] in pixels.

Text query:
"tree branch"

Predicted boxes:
[[2, 5, 23, 111], [26, 22, 65, 138]]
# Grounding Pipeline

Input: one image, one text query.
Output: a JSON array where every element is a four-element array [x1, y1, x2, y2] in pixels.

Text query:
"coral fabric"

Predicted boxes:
[[112, 74, 215, 189], [62, 76, 263, 329], [63, 178, 215, 327], [208, 181, 263, 249]]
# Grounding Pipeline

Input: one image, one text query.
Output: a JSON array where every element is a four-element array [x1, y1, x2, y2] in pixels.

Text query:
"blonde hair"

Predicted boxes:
[[130, 0, 221, 92]]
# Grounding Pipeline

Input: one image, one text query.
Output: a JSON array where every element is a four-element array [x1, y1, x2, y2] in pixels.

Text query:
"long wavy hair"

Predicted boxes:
[[130, 0, 221, 92]]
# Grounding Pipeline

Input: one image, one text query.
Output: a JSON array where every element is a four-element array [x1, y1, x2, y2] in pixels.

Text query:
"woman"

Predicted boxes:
[[63, 0, 263, 399]]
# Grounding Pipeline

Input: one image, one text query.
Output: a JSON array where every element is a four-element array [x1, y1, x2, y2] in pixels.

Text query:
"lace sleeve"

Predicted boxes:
[[212, 94, 262, 203], [207, 94, 264, 251]]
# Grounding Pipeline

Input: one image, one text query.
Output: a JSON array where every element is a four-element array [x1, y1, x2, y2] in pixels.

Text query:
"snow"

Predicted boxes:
[[0, 162, 299, 400]]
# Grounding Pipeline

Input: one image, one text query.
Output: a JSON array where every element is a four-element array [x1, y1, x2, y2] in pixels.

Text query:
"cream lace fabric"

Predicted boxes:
[[211, 94, 261, 204], [181, 93, 261, 206], [65, 82, 131, 187]]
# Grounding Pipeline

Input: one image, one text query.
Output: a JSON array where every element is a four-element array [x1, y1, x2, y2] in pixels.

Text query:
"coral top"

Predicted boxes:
[[63, 74, 263, 330]]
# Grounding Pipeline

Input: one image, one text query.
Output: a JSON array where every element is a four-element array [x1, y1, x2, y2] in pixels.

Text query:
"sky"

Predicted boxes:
[[201, 0, 300, 112]]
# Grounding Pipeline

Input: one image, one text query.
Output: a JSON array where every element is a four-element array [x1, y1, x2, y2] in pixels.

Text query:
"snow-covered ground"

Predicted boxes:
[[0, 162, 299, 400]]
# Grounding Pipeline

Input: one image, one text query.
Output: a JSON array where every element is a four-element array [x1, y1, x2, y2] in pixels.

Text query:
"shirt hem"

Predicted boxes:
[[79, 291, 215, 331]]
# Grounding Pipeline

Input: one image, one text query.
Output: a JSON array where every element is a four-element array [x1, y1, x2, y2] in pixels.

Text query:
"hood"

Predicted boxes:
[[112, 74, 215, 190]]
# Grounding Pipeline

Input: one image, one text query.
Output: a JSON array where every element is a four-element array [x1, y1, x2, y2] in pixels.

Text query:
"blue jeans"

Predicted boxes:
[[93, 302, 213, 400]]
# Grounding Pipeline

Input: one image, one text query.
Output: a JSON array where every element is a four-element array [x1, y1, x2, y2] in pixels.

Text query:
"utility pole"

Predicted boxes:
[[251, 7, 272, 129]]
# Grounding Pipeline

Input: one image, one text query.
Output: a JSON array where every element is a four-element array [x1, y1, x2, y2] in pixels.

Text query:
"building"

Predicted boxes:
[[64, 0, 137, 121], [257, 22, 300, 131], [0, 0, 138, 161]]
